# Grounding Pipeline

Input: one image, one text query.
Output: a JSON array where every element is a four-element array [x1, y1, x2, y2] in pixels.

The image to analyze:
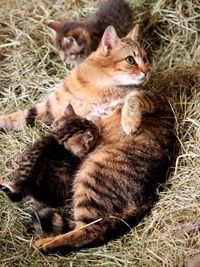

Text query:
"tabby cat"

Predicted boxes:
[[0, 25, 149, 135], [0, 26, 175, 252], [48, 0, 133, 64], [34, 95, 174, 252], [0, 104, 99, 208]]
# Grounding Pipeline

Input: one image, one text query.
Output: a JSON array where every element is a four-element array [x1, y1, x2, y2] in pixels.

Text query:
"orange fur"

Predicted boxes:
[[0, 26, 150, 134]]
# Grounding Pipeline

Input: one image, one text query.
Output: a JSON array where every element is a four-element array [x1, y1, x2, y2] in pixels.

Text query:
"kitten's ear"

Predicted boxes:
[[81, 132, 95, 152], [64, 104, 76, 116], [47, 21, 64, 37], [63, 36, 76, 47], [65, 131, 95, 157], [127, 25, 139, 41], [101, 26, 119, 55]]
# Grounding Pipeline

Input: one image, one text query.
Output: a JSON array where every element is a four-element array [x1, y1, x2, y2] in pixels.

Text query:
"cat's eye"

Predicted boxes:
[[125, 56, 136, 65]]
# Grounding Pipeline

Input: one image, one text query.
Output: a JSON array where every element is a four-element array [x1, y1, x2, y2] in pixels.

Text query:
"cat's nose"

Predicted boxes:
[[141, 67, 150, 76], [143, 71, 148, 77]]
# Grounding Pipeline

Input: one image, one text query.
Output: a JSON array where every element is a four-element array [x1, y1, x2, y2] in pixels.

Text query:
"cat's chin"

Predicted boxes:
[[114, 73, 146, 86]]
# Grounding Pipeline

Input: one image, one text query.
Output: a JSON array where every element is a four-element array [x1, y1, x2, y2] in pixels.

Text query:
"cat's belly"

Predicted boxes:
[[86, 98, 124, 120]]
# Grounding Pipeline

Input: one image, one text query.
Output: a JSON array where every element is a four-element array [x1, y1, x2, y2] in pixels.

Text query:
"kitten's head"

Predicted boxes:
[[90, 25, 150, 87], [53, 104, 99, 158], [48, 22, 91, 65]]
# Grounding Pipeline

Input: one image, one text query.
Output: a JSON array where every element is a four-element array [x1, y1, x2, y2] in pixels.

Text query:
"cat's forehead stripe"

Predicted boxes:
[[121, 39, 142, 56]]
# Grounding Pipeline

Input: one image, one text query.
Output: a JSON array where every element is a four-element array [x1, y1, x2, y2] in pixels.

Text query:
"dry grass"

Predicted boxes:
[[0, 0, 200, 266]]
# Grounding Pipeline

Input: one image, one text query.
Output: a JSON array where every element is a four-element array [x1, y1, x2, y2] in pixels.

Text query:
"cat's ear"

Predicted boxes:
[[64, 104, 76, 116], [127, 25, 139, 41], [101, 26, 119, 55]]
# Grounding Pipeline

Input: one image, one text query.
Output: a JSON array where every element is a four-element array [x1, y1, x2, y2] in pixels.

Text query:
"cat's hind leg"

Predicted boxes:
[[0, 102, 52, 132], [0, 83, 70, 131]]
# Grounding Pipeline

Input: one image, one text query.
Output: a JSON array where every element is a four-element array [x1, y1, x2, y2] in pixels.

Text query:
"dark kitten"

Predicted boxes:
[[48, 0, 133, 64], [0, 105, 99, 207]]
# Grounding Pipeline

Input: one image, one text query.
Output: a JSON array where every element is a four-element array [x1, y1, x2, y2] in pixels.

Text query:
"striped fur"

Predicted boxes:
[[0, 26, 176, 252], [0, 105, 99, 207], [48, 0, 133, 64], [35, 99, 175, 252]]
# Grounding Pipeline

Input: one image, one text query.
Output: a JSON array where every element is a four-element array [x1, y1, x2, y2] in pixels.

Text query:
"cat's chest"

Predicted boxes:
[[86, 98, 124, 120]]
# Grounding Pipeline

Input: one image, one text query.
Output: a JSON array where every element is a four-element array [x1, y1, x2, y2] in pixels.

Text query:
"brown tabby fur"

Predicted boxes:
[[0, 26, 175, 252], [0, 105, 99, 208], [34, 98, 174, 252], [48, 0, 133, 64]]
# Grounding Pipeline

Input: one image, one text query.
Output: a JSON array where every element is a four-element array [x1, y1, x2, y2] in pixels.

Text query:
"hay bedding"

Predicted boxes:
[[0, 0, 199, 266]]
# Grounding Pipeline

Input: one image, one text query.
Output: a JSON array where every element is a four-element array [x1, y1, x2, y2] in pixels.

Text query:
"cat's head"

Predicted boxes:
[[48, 21, 91, 65], [53, 104, 99, 158], [88, 25, 150, 87]]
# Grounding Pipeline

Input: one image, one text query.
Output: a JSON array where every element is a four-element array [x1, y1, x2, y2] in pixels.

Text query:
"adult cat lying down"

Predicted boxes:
[[0, 25, 150, 135]]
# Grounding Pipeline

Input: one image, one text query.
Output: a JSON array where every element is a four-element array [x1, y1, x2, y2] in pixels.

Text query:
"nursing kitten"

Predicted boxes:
[[0, 104, 99, 207], [0, 25, 150, 135], [48, 0, 133, 64]]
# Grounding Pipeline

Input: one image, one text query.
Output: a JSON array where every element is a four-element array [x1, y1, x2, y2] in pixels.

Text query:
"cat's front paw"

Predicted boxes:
[[121, 113, 141, 135]]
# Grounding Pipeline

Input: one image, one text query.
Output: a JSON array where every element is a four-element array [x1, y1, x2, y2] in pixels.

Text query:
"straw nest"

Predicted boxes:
[[0, 0, 199, 266]]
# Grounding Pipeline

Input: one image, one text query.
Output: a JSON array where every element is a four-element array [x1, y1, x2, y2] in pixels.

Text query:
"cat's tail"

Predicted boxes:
[[34, 214, 134, 253], [35, 217, 110, 253]]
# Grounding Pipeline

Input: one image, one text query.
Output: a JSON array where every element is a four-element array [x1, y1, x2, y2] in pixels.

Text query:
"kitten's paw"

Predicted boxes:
[[121, 115, 141, 135], [0, 179, 14, 193]]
